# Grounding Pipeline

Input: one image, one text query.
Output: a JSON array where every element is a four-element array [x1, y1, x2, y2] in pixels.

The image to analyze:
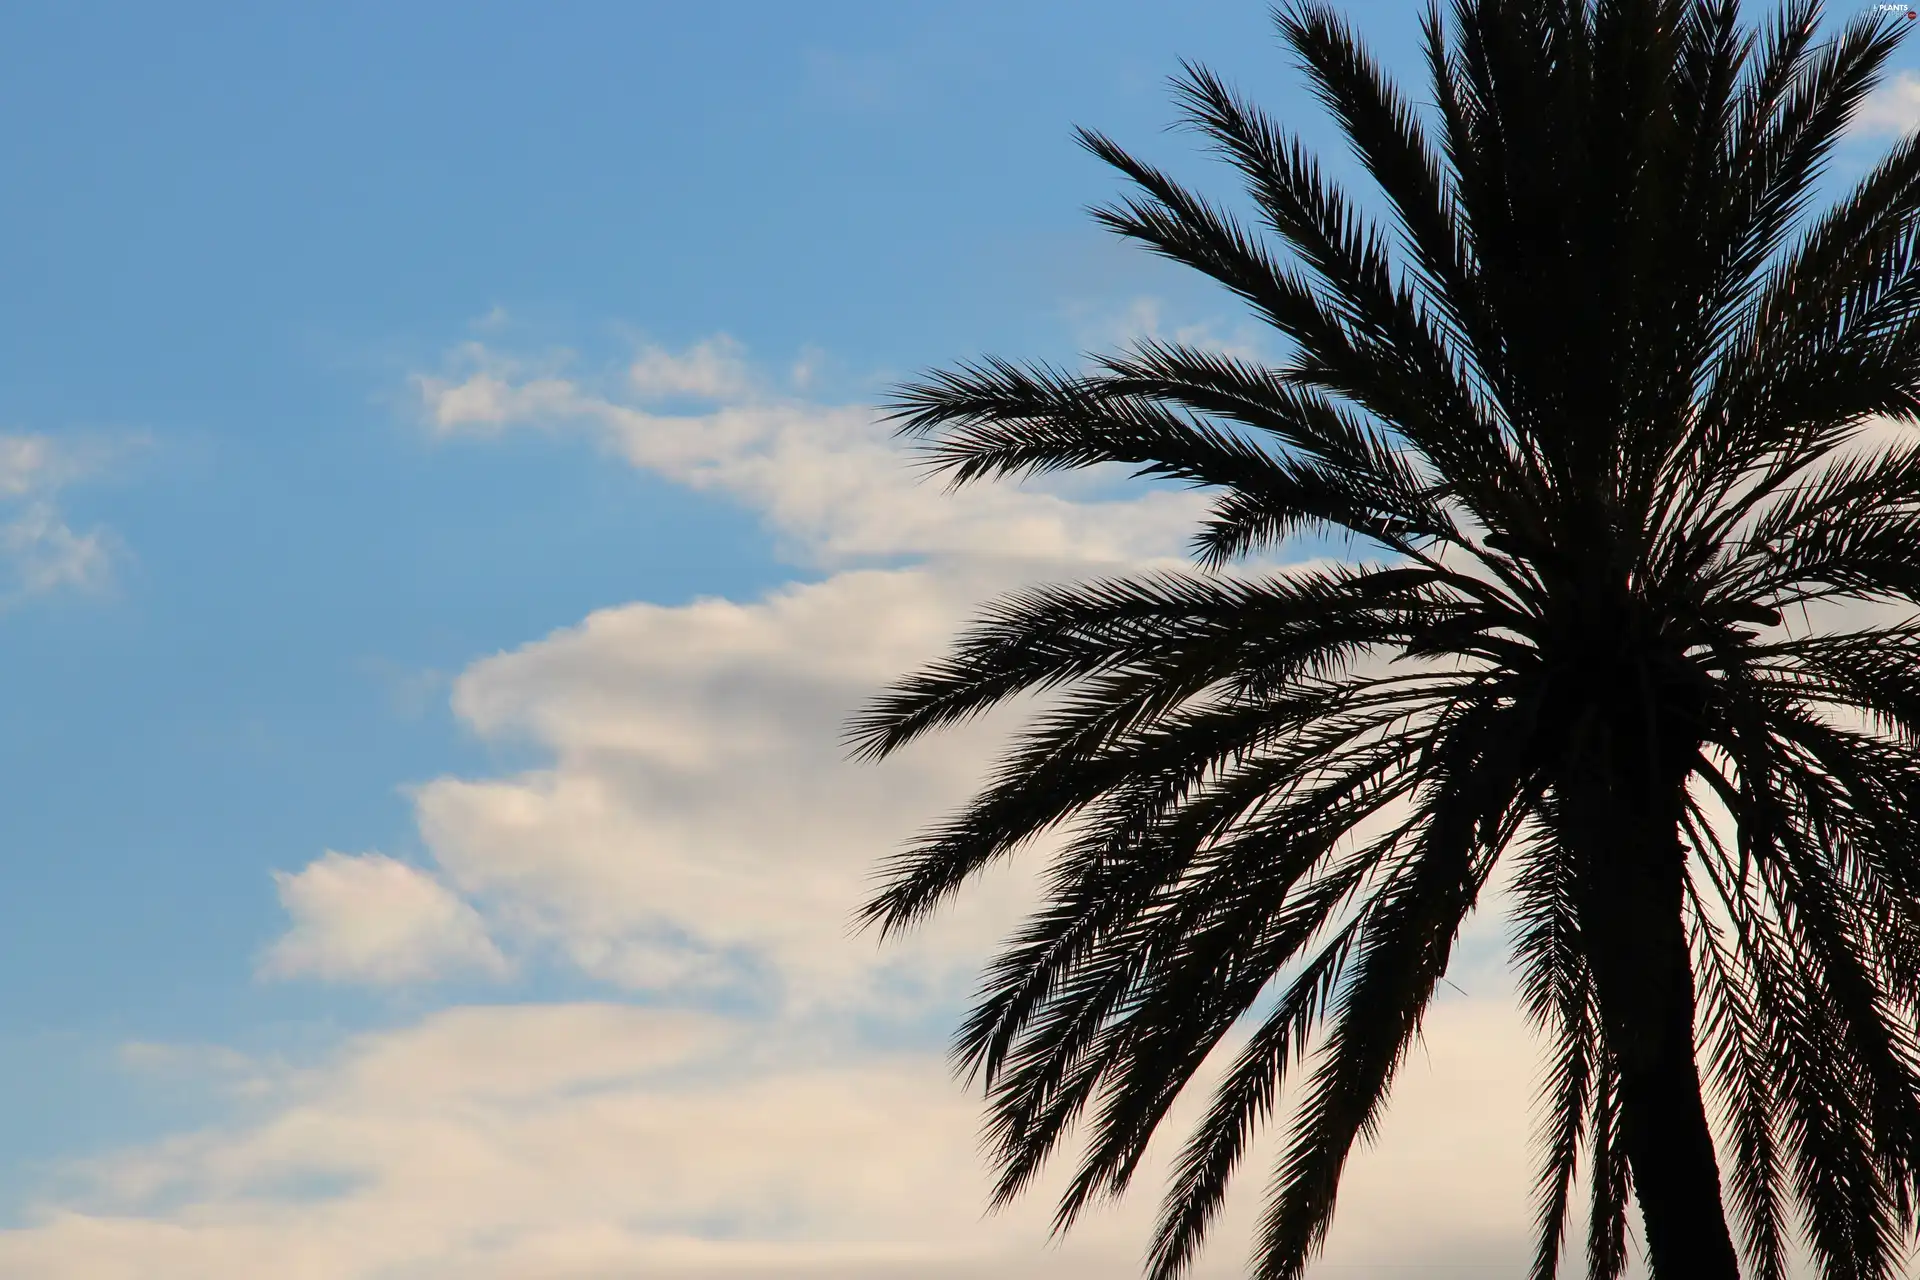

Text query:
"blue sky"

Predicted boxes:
[[0, 3, 1913, 1276]]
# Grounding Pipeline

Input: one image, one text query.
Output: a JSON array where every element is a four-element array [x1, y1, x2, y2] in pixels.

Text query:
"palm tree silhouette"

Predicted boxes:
[[848, 2, 1920, 1276]]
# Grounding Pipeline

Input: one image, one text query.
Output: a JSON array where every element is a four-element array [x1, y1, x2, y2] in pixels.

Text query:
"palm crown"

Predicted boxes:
[[847, 2, 1920, 1277]]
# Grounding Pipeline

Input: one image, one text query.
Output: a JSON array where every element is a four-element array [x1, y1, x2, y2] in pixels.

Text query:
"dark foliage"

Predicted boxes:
[[848, 2, 1920, 1275]]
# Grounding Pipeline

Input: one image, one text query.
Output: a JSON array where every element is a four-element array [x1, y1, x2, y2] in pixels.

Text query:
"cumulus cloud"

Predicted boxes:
[[378, 337, 1245, 1005], [262, 852, 507, 984], [273, 337, 1221, 1005], [150, 333, 1558, 1275], [410, 563, 1087, 1004]]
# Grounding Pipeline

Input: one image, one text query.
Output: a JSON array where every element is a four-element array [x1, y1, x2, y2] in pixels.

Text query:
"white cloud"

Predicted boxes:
[[416, 352, 580, 438], [0, 435, 69, 496], [0, 995, 1544, 1279], [414, 340, 1210, 567], [410, 563, 1073, 1004], [627, 334, 750, 399], [1852, 68, 1920, 137], [1061, 294, 1272, 364], [0, 500, 112, 593], [0, 432, 125, 600], [262, 852, 508, 985], [387, 338, 1228, 1004], [180, 333, 1563, 1276], [292, 338, 1218, 1006]]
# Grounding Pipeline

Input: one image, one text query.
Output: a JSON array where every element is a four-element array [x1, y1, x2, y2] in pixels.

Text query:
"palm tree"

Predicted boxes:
[[846, 1, 1920, 1276]]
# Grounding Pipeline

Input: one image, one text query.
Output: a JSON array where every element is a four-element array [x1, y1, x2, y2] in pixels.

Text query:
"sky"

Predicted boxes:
[[0, 3, 1917, 1277]]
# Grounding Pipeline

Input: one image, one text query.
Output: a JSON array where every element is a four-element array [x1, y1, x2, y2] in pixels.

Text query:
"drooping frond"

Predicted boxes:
[[1509, 821, 1599, 1280], [1249, 738, 1512, 1279]]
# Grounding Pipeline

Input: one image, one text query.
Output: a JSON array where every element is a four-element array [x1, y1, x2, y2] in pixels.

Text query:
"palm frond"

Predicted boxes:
[[852, 2, 1920, 1276]]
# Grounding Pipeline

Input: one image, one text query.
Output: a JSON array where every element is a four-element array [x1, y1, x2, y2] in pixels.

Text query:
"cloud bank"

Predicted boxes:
[[2, 337, 1559, 1277]]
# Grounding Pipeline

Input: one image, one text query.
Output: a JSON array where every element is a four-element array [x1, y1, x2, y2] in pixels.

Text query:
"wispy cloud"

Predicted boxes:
[[1061, 294, 1271, 362], [414, 338, 1207, 567], [0, 432, 128, 601], [627, 334, 751, 399]]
